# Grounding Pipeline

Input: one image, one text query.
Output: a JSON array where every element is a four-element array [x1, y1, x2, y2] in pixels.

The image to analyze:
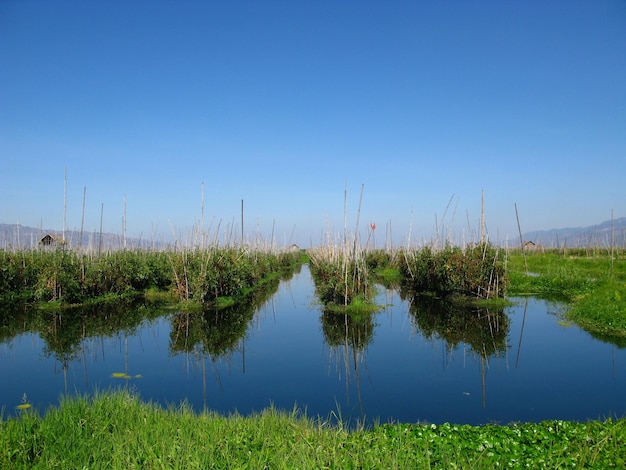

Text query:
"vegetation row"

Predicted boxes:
[[0, 247, 304, 307]]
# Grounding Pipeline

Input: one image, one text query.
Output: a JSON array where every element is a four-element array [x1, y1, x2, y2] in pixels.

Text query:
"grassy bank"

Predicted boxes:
[[507, 249, 626, 336], [1, 391, 624, 469]]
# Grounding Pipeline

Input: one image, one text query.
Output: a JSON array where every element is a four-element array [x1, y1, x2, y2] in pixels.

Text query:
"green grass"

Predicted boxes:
[[507, 249, 626, 337], [1, 390, 625, 469]]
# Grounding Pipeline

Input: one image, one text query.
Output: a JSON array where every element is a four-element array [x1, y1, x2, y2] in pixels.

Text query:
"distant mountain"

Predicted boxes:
[[522, 217, 626, 248], [0, 223, 165, 250], [2, 218, 625, 250]]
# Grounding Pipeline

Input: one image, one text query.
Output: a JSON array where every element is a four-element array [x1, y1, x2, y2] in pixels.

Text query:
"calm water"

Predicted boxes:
[[2, 264, 625, 425]]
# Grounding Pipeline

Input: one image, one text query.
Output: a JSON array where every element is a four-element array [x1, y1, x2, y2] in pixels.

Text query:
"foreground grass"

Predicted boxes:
[[507, 249, 626, 337], [1, 391, 625, 469]]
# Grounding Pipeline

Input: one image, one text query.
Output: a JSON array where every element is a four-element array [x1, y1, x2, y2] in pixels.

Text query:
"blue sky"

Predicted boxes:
[[1, 1, 625, 247]]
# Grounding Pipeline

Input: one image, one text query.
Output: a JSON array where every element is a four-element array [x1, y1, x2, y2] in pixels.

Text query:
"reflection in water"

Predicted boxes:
[[404, 292, 509, 407], [170, 276, 282, 357], [2, 266, 626, 425], [321, 309, 376, 422], [20, 301, 163, 395], [168, 275, 286, 409]]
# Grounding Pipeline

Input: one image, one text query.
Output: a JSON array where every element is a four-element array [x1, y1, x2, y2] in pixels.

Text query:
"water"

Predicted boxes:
[[2, 264, 625, 425]]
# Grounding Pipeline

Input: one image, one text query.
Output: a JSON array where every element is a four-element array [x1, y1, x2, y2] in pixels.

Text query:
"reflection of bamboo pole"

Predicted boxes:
[[82, 321, 88, 386], [242, 335, 246, 374], [344, 316, 350, 405], [202, 353, 207, 410], [63, 359, 68, 396], [515, 298, 529, 368], [353, 340, 365, 422], [124, 335, 129, 389], [481, 357, 486, 408]]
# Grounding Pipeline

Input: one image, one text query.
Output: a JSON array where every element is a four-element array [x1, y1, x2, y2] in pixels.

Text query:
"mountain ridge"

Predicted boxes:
[[521, 217, 626, 247], [1, 218, 625, 249]]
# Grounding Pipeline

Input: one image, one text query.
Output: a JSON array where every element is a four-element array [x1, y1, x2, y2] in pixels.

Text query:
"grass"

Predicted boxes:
[[507, 248, 626, 337], [1, 390, 625, 469]]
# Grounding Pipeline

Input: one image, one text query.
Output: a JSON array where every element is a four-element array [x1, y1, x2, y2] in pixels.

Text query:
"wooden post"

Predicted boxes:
[[79, 186, 86, 248], [515, 203, 528, 275]]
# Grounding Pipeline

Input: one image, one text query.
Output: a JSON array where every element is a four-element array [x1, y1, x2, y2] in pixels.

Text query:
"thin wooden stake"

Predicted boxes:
[[123, 194, 127, 250], [79, 186, 86, 248], [480, 189, 485, 244], [515, 203, 528, 275], [63, 166, 67, 243], [98, 203, 104, 255], [241, 199, 244, 246], [610, 209, 615, 280]]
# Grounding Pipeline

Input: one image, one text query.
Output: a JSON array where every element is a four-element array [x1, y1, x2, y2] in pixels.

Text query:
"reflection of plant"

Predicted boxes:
[[34, 300, 164, 363], [320, 310, 375, 352], [169, 276, 282, 358], [404, 293, 509, 358]]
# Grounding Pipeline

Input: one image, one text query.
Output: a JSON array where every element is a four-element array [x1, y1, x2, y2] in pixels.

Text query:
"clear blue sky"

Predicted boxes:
[[2, 1, 625, 247]]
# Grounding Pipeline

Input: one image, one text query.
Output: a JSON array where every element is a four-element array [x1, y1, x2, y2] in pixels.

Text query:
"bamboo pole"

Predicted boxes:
[[98, 203, 104, 255], [123, 194, 127, 250], [515, 203, 528, 275], [79, 186, 86, 248], [480, 189, 485, 244], [201, 182, 205, 250], [610, 209, 615, 280], [63, 166, 67, 244], [352, 183, 364, 259]]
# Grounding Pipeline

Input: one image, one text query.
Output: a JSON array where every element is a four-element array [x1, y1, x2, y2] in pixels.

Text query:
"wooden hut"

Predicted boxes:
[[39, 234, 64, 247], [523, 240, 542, 251]]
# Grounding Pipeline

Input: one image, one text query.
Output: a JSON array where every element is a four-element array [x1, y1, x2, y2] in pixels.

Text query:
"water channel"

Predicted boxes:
[[2, 264, 625, 425]]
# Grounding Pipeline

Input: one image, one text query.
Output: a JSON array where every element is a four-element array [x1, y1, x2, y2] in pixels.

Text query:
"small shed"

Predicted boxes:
[[39, 234, 64, 247], [523, 240, 542, 251]]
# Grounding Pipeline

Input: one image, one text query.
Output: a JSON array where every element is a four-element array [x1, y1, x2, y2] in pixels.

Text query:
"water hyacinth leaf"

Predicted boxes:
[[111, 372, 142, 379], [111, 372, 131, 379]]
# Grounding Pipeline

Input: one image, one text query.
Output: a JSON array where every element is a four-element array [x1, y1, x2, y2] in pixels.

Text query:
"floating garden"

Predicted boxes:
[[1, 237, 626, 468]]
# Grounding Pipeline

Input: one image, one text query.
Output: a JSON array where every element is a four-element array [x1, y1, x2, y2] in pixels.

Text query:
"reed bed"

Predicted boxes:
[[308, 239, 507, 313], [0, 246, 303, 307], [308, 238, 372, 310], [397, 242, 507, 300]]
